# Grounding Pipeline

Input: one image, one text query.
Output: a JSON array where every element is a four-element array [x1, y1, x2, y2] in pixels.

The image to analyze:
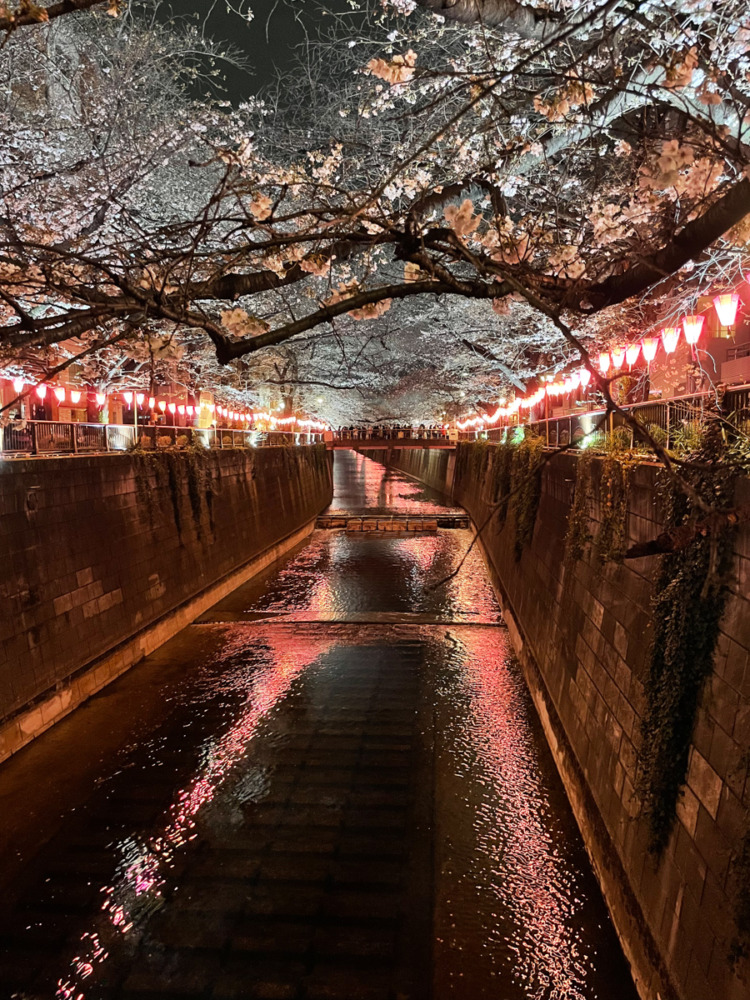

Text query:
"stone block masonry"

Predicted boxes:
[[360, 446, 456, 496], [0, 446, 332, 761], [450, 445, 750, 1000]]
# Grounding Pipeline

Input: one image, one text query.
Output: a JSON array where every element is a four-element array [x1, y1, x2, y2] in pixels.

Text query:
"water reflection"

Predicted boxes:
[[327, 449, 454, 514], [57, 630, 335, 999], [0, 449, 636, 1000], [433, 629, 634, 1000]]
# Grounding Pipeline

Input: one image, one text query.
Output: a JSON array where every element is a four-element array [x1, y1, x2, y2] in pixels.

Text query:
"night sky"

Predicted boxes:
[[167, 0, 359, 99]]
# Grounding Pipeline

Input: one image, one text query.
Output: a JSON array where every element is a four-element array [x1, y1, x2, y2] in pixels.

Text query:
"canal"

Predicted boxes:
[[0, 450, 637, 1000]]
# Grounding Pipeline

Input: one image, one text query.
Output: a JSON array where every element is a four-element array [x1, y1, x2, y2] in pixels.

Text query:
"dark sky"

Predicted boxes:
[[165, 0, 359, 100]]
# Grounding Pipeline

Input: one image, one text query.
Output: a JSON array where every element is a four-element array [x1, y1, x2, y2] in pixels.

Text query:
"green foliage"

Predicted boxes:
[[509, 431, 545, 560], [596, 455, 631, 563], [671, 419, 705, 455], [637, 418, 737, 856], [565, 452, 593, 563]]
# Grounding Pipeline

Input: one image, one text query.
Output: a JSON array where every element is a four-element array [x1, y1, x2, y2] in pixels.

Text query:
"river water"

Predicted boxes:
[[0, 449, 637, 1000]]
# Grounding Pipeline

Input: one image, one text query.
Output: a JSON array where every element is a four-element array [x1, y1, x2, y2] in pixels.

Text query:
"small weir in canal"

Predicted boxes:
[[0, 450, 637, 1000]]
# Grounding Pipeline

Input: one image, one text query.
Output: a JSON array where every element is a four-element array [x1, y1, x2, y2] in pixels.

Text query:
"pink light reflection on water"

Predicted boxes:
[[328, 451, 452, 514], [55, 628, 335, 1000], [440, 628, 593, 999]]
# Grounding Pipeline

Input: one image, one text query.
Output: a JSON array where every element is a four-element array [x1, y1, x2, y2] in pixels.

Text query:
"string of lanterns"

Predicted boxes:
[[456, 291, 743, 432], [2, 379, 329, 433]]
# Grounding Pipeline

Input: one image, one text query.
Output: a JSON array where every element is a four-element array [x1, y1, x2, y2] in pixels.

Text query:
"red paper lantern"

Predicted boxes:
[[158, 399, 167, 412], [611, 348, 626, 369], [641, 338, 658, 363], [713, 293, 739, 327], [682, 314, 705, 345], [96, 392, 106, 406], [662, 327, 680, 353], [54, 386, 65, 402], [598, 352, 610, 374], [579, 367, 592, 388], [36, 384, 48, 400], [625, 344, 640, 367]]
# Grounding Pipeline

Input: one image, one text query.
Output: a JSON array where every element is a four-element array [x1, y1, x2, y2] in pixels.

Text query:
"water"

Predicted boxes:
[[0, 450, 637, 1000]]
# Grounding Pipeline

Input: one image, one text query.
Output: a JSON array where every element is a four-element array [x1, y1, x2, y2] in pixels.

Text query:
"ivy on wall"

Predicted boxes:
[[510, 432, 544, 559], [596, 454, 632, 564], [564, 451, 593, 563], [456, 433, 544, 560], [637, 422, 737, 856]]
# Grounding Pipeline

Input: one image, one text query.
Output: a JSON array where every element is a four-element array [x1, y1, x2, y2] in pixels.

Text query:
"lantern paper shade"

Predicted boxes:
[[36, 384, 48, 400], [123, 391, 133, 405], [70, 390, 82, 404], [54, 387, 65, 402], [625, 344, 640, 366], [137, 393, 145, 406], [187, 405, 194, 416], [662, 327, 680, 353], [598, 352, 610, 374], [611, 348, 626, 369], [158, 400, 167, 412], [12, 377, 23, 393], [682, 314, 705, 345], [149, 396, 156, 408], [177, 405, 185, 415], [96, 392, 106, 406], [579, 367, 591, 387], [713, 293, 739, 327], [642, 338, 658, 362], [168, 403, 176, 414]]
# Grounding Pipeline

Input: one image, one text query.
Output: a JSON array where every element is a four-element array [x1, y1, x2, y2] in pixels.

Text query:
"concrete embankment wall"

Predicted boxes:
[[0, 446, 332, 760], [376, 442, 750, 1000], [362, 447, 456, 496]]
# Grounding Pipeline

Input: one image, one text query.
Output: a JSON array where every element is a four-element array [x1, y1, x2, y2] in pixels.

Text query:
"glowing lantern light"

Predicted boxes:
[[611, 348, 626, 370], [641, 338, 658, 363], [70, 390, 82, 404], [713, 293, 739, 327], [598, 352, 610, 374], [36, 383, 48, 400], [625, 343, 640, 367], [186, 405, 194, 416], [123, 391, 133, 405], [12, 377, 23, 393], [158, 399, 167, 412], [682, 314, 705, 345], [168, 402, 176, 415], [177, 405, 185, 415], [208, 403, 215, 413], [137, 393, 145, 406], [96, 392, 106, 406], [54, 386, 65, 403], [148, 396, 156, 409], [661, 327, 680, 353], [579, 367, 592, 388]]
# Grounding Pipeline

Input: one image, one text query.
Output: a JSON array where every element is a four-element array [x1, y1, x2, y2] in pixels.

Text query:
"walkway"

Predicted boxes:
[[0, 450, 637, 1000]]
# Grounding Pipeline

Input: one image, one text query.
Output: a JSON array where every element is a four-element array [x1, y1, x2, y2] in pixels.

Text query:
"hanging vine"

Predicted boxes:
[[509, 431, 545, 560], [565, 451, 593, 563], [596, 455, 632, 563], [637, 415, 737, 856]]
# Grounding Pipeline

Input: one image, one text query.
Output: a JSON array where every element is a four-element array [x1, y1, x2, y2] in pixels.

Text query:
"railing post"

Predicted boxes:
[[31, 421, 38, 456]]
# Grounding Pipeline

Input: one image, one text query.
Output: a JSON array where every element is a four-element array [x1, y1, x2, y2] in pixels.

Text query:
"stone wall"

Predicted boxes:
[[361, 447, 456, 496], [451, 443, 750, 1000], [0, 446, 332, 759]]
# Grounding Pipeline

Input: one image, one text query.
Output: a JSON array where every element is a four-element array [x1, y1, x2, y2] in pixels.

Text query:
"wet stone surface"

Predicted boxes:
[[0, 451, 638, 1000]]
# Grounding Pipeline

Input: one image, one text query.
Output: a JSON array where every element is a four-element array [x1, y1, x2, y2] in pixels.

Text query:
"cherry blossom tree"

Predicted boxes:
[[0, 0, 748, 421]]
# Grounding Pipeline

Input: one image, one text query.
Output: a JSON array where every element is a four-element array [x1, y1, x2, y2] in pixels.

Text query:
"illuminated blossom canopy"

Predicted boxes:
[[0, 0, 749, 421]]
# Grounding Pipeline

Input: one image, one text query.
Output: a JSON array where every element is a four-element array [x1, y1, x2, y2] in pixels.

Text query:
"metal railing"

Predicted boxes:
[[0, 420, 323, 457], [458, 384, 750, 449]]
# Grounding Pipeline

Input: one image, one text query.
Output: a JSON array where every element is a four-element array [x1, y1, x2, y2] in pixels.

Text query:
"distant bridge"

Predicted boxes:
[[326, 438, 455, 450]]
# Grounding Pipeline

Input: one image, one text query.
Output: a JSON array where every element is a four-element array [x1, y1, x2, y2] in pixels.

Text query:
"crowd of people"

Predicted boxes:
[[334, 424, 449, 440]]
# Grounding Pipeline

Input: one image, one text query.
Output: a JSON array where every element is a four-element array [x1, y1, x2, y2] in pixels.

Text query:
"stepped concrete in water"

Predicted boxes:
[[0, 449, 637, 1000]]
